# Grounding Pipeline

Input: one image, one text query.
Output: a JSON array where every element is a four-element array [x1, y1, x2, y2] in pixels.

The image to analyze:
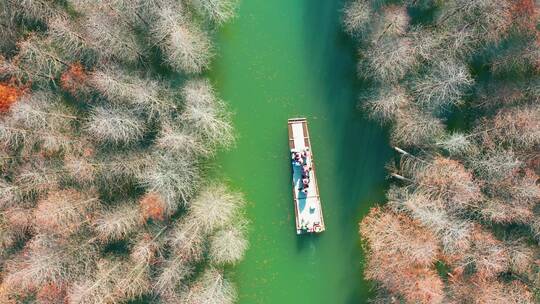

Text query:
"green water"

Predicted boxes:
[[209, 1, 392, 303]]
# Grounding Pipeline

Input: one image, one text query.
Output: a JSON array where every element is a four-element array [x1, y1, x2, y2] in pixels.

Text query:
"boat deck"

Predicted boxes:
[[288, 118, 325, 234]]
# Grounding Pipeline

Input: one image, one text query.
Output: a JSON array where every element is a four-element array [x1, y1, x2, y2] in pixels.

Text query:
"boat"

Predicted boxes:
[[287, 118, 325, 234]]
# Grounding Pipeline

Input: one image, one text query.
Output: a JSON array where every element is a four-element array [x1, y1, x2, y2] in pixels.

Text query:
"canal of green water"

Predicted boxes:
[[209, 1, 392, 303]]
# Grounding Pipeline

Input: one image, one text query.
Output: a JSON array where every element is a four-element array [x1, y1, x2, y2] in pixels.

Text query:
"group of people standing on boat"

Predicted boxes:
[[291, 148, 312, 194]]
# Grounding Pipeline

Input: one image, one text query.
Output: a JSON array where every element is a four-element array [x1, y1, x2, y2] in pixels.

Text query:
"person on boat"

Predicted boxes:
[[302, 164, 311, 175], [302, 177, 309, 186], [302, 148, 310, 159], [301, 182, 310, 194], [291, 151, 304, 166]]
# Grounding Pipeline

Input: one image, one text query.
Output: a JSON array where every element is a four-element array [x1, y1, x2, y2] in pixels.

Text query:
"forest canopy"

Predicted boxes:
[[344, 0, 539, 303], [0, 0, 246, 303]]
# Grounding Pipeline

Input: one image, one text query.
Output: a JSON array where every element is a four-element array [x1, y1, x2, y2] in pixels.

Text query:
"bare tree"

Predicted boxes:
[[34, 189, 100, 237], [479, 280, 535, 304], [367, 289, 405, 304], [530, 212, 540, 242], [181, 79, 234, 149], [130, 232, 160, 266], [152, 215, 203, 296], [343, 0, 371, 36], [12, 35, 68, 86], [479, 168, 538, 224], [68, 258, 141, 304], [478, 105, 540, 150], [208, 223, 248, 265], [69, 231, 157, 303], [415, 157, 482, 214], [63, 156, 96, 187], [411, 58, 473, 112], [94, 150, 149, 190], [10, 91, 76, 132], [436, 132, 478, 156], [141, 152, 200, 215], [467, 148, 522, 181], [93, 202, 142, 242], [3, 233, 98, 294], [360, 36, 417, 83], [153, 258, 193, 297], [363, 85, 410, 122], [116, 256, 152, 301], [436, 0, 512, 44], [189, 184, 245, 234], [47, 15, 97, 64], [0, 179, 22, 211], [480, 198, 534, 224], [85, 105, 146, 146], [504, 238, 535, 275], [390, 191, 473, 254], [0, 5, 21, 55], [77, 3, 144, 63], [490, 39, 540, 75], [0, 1, 246, 302], [93, 0, 153, 28], [0, 208, 31, 255], [2, 235, 66, 293], [453, 226, 509, 281], [349, 1, 539, 303], [390, 105, 444, 147], [151, 3, 213, 73], [188, 0, 238, 24], [372, 5, 409, 39], [180, 267, 236, 304], [2, 119, 77, 156], [407, 24, 479, 60], [156, 121, 213, 157], [8, 0, 63, 23], [3, 90, 78, 155], [89, 67, 177, 120], [168, 215, 206, 263], [0, 160, 59, 209]]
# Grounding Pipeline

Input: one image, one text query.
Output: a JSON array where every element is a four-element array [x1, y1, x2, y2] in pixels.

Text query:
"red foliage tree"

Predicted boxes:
[[361, 207, 444, 303], [0, 81, 26, 112], [60, 63, 89, 97], [416, 157, 482, 214], [509, 0, 538, 32], [4, 208, 32, 236], [0, 284, 21, 304], [139, 192, 166, 221], [36, 283, 67, 304], [453, 226, 509, 281], [481, 106, 539, 149], [448, 274, 534, 304]]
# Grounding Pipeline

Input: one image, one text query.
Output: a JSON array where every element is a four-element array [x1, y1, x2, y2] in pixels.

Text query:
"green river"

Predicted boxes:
[[209, 1, 392, 303]]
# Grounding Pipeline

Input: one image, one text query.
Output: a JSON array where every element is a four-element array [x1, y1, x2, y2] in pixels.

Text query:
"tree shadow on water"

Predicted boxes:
[[301, 1, 392, 303]]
